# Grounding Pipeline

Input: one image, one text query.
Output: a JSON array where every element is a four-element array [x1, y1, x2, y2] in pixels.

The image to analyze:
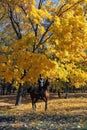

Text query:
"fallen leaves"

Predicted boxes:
[[0, 94, 87, 129]]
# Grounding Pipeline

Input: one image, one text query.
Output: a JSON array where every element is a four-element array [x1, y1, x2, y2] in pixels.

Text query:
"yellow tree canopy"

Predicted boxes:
[[0, 42, 58, 84], [0, 0, 87, 88]]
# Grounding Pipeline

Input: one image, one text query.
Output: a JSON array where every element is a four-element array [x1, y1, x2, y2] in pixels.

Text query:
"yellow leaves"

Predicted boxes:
[[64, 32, 72, 42], [64, 10, 74, 19], [54, 16, 60, 27], [24, 0, 30, 2], [74, 5, 84, 16], [33, 19, 39, 24], [65, 64, 87, 87], [55, 39, 59, 45], [70, 69, 87, 88], [1, 46, 9, 53], [54, 62, 87, 88], [26, 14, 29, 18], [15, 6, 21, 13], [38, 26, 45, 35], [0, 55, 7, 63], [6, 48, 58, 84], [30, 5, 40, 23], [66, 0, 82, 4], [69, 16, 86, 29], [43, 10, 52, 21], [64, 50, 69, 57], [0, 0, 87, 89], [10, 33, 36, 52], [84, 43, 87, 50], [38, 9, 52, 21], [30, 7, 53, 24], [50, 6, 87, 63], [84, 0, 87, 2]]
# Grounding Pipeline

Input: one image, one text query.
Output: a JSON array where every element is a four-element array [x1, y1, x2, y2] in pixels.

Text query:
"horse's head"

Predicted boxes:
[[44, 78, 50, 90]]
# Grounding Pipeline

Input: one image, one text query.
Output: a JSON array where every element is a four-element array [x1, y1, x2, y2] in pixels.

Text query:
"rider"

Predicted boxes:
[[38, 74, 44, 96]]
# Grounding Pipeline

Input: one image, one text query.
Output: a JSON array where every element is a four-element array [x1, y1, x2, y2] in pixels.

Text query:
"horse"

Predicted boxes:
[[27, 78, 50, 111]]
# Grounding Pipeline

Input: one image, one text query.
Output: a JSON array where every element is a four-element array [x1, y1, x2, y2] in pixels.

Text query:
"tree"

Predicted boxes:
[[0, 0, 87, 104], [0, 44, 58, 105]]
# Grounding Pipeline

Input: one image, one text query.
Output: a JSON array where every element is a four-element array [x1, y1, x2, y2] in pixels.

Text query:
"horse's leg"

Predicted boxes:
[[35, 103, 36, 109], [32, 101, 34, 110], [34, 98, 39, 110], [32, 98, 36, 111], [33, 102, 36, 111], [32, 98, 38, 111], [45, 99, 47, 111], [43, 97, 48, 111]]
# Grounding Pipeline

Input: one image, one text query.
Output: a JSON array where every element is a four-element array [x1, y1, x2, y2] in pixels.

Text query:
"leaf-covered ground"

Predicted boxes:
[[0, 93, 87, 130]]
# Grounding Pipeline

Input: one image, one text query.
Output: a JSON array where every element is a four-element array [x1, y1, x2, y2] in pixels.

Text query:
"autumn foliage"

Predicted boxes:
[[0, 0, 87, 89]]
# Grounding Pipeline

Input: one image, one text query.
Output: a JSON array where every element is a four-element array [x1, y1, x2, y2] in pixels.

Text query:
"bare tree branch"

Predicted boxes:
[[0, 13, 5, 21], [33, 21, 53, 52], [35, 0, 44, 37], [41, 33, 53, 44], [57, 4, 66, 16], [58, 0, 83, 17], [8, 6, 22, 39], [19, 5, 35, 33]]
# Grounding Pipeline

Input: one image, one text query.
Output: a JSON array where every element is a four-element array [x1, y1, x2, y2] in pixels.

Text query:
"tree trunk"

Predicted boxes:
[[58, 90, 61, 98], [15, 70, 27, 106], [15, 85, 23, 106], [65, 84, 69, 99], [65, 92, 68, 99], [1, 86, 5, 95]]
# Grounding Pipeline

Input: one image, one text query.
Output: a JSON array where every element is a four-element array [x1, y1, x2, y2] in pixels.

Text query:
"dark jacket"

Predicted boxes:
[[38, 77, 44, 90]]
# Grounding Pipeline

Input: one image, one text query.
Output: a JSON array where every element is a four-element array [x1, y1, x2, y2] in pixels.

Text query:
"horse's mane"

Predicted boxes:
[[43, 81, 50, 91]]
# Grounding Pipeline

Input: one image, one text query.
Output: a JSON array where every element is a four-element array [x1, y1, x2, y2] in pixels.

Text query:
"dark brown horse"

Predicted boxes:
[[28, 78, 50, 111]]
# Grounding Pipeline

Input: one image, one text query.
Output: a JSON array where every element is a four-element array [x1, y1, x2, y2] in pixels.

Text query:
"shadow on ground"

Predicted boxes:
[[0, 111, 87, 130]]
